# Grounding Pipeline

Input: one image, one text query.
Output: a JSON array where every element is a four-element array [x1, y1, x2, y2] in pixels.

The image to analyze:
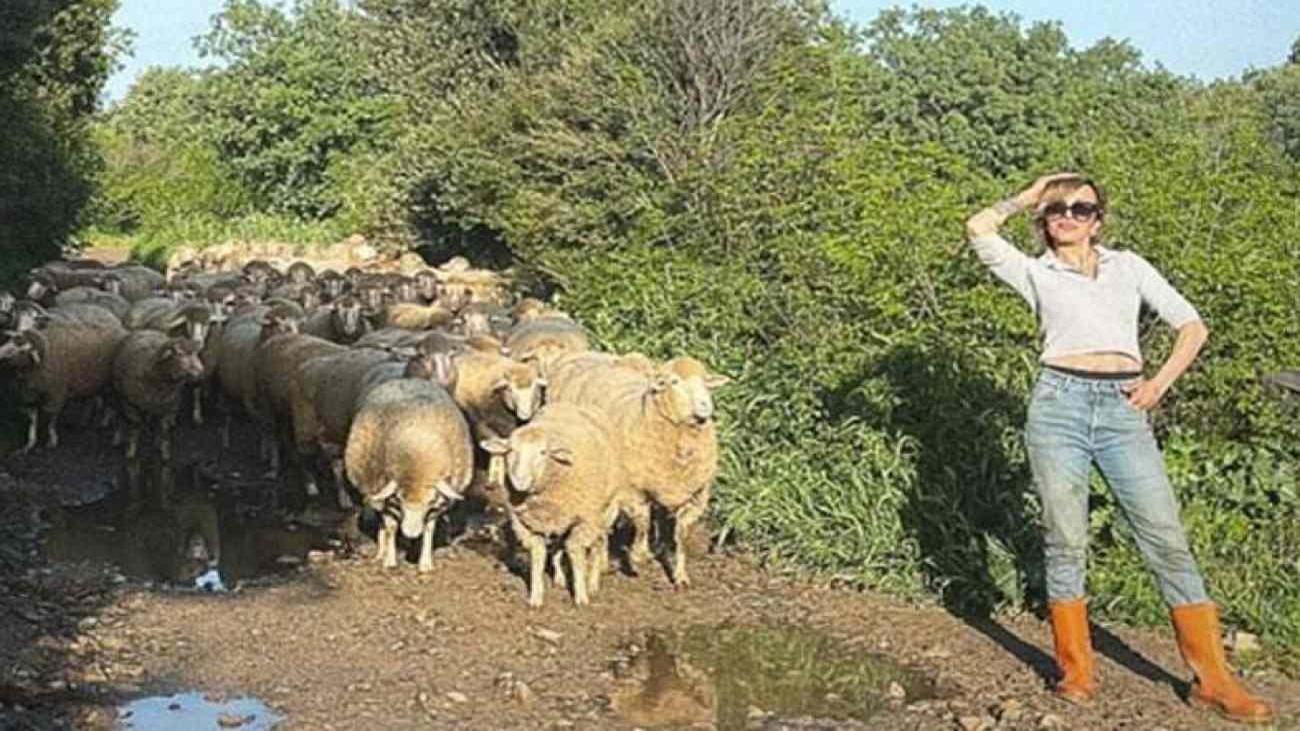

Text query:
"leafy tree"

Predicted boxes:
[[196, 0, 396, 219], [0, 0, 127, 282]]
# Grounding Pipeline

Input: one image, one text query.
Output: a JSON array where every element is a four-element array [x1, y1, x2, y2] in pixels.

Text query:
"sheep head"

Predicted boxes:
[[24, 271, 55, 301], [11, 301, 50, 332], [99, 273, 124, 296], [331, 295, 366, 338], [481, 430, 573, 494], [167, 304, 213, 345], [0, 330, 42, 370], [318, 271, 345, 301], [373, 478, 461, 540], [650, 357, 731, 426], [494, 362, 546, 422], [414, 269, 439, 301], [402, 350, 457, 390], [286, 261, 315, 284], [157, 337, 206, 383]]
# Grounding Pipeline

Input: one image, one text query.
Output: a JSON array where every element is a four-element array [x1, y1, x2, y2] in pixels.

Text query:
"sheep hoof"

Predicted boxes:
[[672, 578, 691, 591], [417, 561, 433, 573]]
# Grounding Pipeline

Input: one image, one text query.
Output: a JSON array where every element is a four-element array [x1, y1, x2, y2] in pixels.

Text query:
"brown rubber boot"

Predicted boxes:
[[1170, 602, 1275, 724], [1049, 598, 1097, 704]]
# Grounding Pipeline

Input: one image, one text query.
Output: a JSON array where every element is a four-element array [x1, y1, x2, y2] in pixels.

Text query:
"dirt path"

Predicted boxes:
[[1, 410, 1296, 731]]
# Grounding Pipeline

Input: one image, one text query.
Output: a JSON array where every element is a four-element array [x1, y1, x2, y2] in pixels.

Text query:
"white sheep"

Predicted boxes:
[[481, 402, 623, 608], [547, 355, 729, 588], [344, 378, 474, 572]]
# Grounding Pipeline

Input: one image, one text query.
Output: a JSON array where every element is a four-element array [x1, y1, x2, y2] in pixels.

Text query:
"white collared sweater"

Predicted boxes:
[[971, 233, 1200, 365]]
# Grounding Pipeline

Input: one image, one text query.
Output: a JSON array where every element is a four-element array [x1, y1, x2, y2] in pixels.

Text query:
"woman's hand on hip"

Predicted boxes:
[[1122, 378, 1169, 411]]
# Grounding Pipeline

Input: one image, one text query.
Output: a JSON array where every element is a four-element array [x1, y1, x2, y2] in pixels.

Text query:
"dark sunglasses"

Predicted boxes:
[[1041, 201, 1102, 221]]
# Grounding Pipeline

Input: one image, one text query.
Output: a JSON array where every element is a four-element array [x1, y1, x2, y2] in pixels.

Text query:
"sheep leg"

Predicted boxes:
[[45, 412, 59, 449], [220, 411, 232, 450], [125, 424, 140, 461], [588, 533, 609, 595], [159, 415, 175, 463], [191, 385, 204, 426], [564, 530, 593, 607], [331, 458, 353, 511], [510, 515, 547, 608], [378, 514, 399, 569], [624, 494, 653, 570], [21, 409, 38, 453], [551, 549, 567, 590], [418, 518, 435, 573], [669, 490, 710, 590]]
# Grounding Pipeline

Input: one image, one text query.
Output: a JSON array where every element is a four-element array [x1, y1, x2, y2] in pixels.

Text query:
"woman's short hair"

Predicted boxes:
[[1033, 176, 1107, 249]]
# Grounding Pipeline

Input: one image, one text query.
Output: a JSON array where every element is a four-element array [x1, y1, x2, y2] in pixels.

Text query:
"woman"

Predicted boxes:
[[963, 173, 1274, 724]]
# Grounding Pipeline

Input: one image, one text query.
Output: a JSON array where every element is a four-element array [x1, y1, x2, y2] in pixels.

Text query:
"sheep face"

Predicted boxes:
[[495, 364, 546, 422], [458, 310, 491, 337], [375, 479, 461, 540], [332, 296, 365, 339], [286, 261, 315, 284], [241, 259, 277, 283], [11, 302, 49, 332], [319, 272, 345, 301], [25, 272, 55, 301], [481, 430, 573, 494], [357, 285, 385, 315], [414, 270, 438, 302], [436, 283, 471, 313], [651, 357, 731, 426], [297, 284, 322, 312], [159, 338, 206, 383], [100, 274, 124, 296], [0, 331, 41, 370], [402, 351, 457, 390], [393, 278, 420, 304], [168, 307, 213, 346]]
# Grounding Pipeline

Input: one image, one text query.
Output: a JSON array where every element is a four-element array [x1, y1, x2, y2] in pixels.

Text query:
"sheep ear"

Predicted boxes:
[[705, 373, 732, 389], [548, 447, 574, 466], [480, 437, 509, 455], [432, 352, 455, 388], [26, 340, 41, 366], [534, 377, 548, 389], [434, 481, 462, 502], [649, 374, 669, 393], [492, 377, 510, 392]]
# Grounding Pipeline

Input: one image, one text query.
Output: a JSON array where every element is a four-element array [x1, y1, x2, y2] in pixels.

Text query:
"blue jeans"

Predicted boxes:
[[1025, 368, 1208, 607]]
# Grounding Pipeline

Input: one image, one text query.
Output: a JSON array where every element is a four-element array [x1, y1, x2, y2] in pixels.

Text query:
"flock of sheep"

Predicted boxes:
[[0, 253, 730, 607]]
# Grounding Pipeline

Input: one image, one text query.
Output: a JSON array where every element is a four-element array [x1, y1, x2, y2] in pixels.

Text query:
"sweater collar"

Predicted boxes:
[[1039, 245, 1117, 272]]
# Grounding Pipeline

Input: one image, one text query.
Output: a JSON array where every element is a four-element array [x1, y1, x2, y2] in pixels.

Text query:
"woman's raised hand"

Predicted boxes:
[[1017, 172, 1083, 208]]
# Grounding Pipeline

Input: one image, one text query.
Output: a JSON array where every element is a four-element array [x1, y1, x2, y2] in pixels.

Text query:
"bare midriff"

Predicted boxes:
[[1044, 351, 1142, 373]]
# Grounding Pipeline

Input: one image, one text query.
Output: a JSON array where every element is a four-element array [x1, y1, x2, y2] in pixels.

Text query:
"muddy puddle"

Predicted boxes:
[[43, 464, 349, 589], [117, 691, 282, 729], [610, 623, 942, 729]]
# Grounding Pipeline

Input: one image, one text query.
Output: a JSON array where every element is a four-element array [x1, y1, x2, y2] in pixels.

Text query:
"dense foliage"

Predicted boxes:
[[71, 0, 1300, 657], [0, 0, 126, 282]]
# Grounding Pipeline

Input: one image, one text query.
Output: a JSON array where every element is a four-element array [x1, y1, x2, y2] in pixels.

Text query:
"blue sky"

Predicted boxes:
[[104, 0, 1299, 103]]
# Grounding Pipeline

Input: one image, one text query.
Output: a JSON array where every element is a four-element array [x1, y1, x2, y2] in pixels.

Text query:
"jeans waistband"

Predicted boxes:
[[1038, 367, 1142, 392]]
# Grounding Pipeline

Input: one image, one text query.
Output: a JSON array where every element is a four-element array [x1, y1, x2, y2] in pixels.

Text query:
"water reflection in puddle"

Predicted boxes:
[[44, 464, 347, 589], [117, 691, 282, 730], [610, 624, 940, 729]]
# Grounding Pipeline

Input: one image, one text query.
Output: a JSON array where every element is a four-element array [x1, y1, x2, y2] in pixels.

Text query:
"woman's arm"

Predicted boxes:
[[965, 172, 1082, 239], [1124, 319, 1209, 410]]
